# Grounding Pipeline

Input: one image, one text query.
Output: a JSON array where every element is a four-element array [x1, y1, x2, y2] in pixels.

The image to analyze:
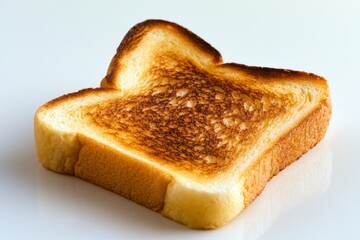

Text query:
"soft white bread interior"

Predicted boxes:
[[34, 19, 331, 229]]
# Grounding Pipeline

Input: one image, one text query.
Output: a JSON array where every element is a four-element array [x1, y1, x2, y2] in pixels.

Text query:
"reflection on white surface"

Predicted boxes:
[[36, 137, 331, 239], [36, 162, 184, 233], [225, 137, 332, 239]]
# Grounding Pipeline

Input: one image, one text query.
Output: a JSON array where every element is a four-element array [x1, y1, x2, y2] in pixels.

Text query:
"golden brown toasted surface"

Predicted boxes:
[[86, 54, 292, 176]]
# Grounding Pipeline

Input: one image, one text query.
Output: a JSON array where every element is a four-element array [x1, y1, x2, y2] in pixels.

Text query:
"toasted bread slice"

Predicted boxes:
[[34, 19, 331, 229]]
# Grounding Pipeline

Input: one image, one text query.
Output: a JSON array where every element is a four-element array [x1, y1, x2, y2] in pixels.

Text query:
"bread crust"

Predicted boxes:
[[221, 63, 327, 83], [75, 135, 172, 211]]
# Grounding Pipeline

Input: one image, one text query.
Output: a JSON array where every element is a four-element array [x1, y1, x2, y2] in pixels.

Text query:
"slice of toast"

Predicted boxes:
[[34, 19, 331, 229]]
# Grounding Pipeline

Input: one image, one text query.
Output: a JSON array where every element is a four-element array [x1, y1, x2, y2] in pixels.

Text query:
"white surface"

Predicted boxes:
[[1, 0, 359, 239]]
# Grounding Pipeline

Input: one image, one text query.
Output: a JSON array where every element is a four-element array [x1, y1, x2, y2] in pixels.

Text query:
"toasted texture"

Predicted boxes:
[[34, 19, 331, 229]]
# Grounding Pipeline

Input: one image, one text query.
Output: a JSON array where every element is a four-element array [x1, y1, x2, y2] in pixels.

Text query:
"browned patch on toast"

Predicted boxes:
[[88, 55, 291, 175]]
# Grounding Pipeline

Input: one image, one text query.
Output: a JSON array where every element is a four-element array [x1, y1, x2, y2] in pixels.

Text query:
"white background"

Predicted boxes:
[[1, 0, 359, 239]]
